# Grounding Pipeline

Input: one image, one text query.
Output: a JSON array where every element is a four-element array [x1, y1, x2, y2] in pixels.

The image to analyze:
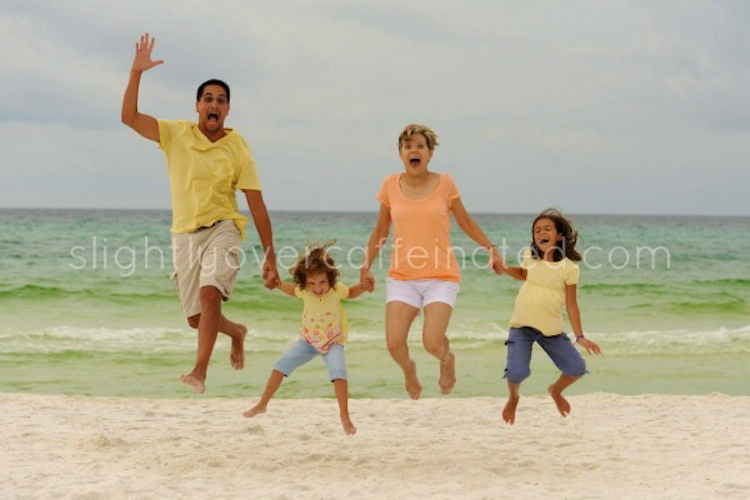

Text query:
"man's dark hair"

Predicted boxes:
[[197, 79, 230, 103]]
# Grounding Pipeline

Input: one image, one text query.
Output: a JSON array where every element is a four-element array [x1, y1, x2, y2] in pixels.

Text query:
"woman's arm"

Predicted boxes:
[[565, 284, 601, 354], [360, 204, 391, 290], [450, 199, 504, 274]]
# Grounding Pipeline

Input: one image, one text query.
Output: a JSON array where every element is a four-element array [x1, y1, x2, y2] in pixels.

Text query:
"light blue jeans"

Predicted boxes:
[[274, 339, 348, 381]]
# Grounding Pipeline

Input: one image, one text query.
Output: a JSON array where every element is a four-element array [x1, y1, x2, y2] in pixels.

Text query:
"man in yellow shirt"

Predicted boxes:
[[121, 33, 278, 394]]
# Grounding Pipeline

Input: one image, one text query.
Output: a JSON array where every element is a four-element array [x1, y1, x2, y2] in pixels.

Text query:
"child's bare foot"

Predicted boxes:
[[340, 415, 357, 435], [180, 373, 205, 394], [230, 324, 247, 370], [439, 352, 456, 395], [502, 395, 519, 425], [404, 360, 422, 400], [548, 384, 571, 417], [243, 403, 267, 418]]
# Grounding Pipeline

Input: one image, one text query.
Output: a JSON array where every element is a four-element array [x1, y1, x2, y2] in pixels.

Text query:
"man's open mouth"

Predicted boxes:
[[208, 113, 219, 122]]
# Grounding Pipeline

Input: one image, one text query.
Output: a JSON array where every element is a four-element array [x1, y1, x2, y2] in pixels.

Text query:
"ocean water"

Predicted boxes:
[[1, 208, 749, 398]]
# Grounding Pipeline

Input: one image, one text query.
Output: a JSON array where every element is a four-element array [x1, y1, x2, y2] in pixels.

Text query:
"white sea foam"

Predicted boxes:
[[1, 324, 748, 355]]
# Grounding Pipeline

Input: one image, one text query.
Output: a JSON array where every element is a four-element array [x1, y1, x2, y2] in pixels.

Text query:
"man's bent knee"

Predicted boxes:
[[199, 285, 223, 304], [187, 314, 201, 329]]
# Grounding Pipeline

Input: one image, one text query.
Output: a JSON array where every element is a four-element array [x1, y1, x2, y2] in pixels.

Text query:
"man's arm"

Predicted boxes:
[[121, 33, 163, 142], [243, 189, 278, 288]]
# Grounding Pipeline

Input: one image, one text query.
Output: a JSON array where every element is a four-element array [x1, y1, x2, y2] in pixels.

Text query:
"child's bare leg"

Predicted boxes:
[[243, 370, 285, 417], [548, 373, 581, 417], [502, 382, 521, 425], [333, 379, 356, 435], [386, 302, 422, 399]]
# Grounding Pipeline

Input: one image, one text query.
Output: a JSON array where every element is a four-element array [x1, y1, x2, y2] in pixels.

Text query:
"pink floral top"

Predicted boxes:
[[295, 283, 350, 353]]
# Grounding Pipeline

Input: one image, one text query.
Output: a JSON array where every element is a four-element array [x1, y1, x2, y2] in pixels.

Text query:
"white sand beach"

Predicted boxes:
[[2, 393, 749, 499]]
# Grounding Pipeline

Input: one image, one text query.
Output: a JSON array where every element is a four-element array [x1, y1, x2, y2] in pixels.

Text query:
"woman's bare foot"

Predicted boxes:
[[548, 384, 572, 417], [439, 352, 456, 395], [180, 373, 205, 394], [404, 360, 422, 400], [230, 324, 247, 370], [502, 395, 519, 425], [243, 403, 267, 418], [340, 415, 357, 435]]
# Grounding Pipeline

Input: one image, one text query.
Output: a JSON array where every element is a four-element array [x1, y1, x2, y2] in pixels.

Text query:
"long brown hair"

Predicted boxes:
[[290, 242, 340, 289], [530, 209, 582, 262]]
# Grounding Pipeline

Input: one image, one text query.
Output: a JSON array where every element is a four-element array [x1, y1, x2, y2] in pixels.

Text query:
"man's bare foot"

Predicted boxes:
[[341, 415, 357, 435], [180, 373, 205, 394], [548, 384, 571, 417], [404, 360, 422, 400], [230, 324, 247, 370], [439, 352, 456, 395], [243, 403, 267, 418], [502, 395, 519, 425]]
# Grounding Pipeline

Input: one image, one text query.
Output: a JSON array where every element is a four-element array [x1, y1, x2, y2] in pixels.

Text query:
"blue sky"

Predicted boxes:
[[1, 0, 748, 215]]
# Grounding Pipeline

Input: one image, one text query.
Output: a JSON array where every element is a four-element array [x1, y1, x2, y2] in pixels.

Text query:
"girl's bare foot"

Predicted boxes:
[[230, 324, 248, 370], [243, 404, 267, 418], [404, 360, 422, 400], [439, 352, 456, 395], [502, 395, 519, 425], [180, 373, 205, 394], [548, 385, 572, 417], [340, 415, 357, 435]]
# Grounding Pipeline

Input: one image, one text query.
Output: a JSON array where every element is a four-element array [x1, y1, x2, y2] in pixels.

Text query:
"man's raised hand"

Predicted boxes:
[[131, 33, 164, 73]]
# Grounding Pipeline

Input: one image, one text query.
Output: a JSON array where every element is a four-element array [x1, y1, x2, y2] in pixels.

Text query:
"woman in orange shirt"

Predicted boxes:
[[361, 124, 504, 399]]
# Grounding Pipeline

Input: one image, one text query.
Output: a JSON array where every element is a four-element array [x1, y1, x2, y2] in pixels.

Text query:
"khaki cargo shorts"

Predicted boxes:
[[170, 220, 242, 318]]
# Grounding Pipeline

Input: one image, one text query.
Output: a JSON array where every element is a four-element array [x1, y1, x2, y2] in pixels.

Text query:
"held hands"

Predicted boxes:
[[360, 267, 375, 293], [131, 33, 164, 73], [489, 246, 505, 276], [577, 337, 601, 355], [263, 260, 280, 290]]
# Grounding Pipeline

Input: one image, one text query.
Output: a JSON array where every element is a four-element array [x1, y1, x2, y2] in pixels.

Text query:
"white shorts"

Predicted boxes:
[[386, 278, 460, 309]]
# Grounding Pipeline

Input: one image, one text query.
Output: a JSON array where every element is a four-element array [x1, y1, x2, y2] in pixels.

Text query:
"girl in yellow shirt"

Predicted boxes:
[[501, 209, 601, 425], [243, 245, 369, 435]]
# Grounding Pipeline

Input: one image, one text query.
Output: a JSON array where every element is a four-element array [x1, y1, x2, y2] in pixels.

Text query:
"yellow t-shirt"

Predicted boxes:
[[509, 249, 580, 335], [377, 173, 461, 283], [295, 283, 350, 353], [158, 120, 261, 240]]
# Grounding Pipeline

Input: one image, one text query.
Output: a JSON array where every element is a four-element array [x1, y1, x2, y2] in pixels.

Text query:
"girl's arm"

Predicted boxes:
[[504, 266, 527, 281], [450, 199, 504, 274], [276, 281, 297, 298], [347, 283, 368, 300], [360, 204, 392, 290], [565, 284, 601, 355]]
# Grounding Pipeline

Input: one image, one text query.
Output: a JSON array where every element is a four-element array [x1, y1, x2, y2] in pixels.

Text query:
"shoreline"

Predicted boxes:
[[3, 392, 748, 499]]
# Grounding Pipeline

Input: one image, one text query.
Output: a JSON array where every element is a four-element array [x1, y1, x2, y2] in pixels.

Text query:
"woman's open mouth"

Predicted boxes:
[[409, 158, 421, 167]]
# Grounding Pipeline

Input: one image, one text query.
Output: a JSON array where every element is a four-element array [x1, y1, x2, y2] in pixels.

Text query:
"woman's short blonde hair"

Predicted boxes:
[[398, 124, 439, 151]]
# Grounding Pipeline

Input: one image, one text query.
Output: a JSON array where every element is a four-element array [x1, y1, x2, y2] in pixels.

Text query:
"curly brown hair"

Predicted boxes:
[[290, 243, 340, 289], [530, 208, 582, 262]]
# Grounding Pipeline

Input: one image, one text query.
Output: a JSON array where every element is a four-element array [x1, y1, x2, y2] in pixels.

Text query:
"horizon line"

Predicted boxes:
[[0, 206, 748, 219]]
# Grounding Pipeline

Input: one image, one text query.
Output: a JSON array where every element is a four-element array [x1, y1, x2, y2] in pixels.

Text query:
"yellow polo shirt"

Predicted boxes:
[[158, 120, 261, 240], [509, 250, 580, 335]]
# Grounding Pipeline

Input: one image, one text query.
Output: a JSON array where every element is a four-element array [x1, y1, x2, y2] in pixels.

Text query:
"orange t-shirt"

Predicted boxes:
[[377, 173, 461, 283]]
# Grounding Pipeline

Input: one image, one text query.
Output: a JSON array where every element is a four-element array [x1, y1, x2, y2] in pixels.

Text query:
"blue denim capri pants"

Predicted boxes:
[[503, 327, 587, 384], [274, 339, 348, 381]]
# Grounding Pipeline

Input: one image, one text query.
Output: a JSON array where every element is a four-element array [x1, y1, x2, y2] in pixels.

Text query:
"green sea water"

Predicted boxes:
[[1, 209, 749, 398]]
